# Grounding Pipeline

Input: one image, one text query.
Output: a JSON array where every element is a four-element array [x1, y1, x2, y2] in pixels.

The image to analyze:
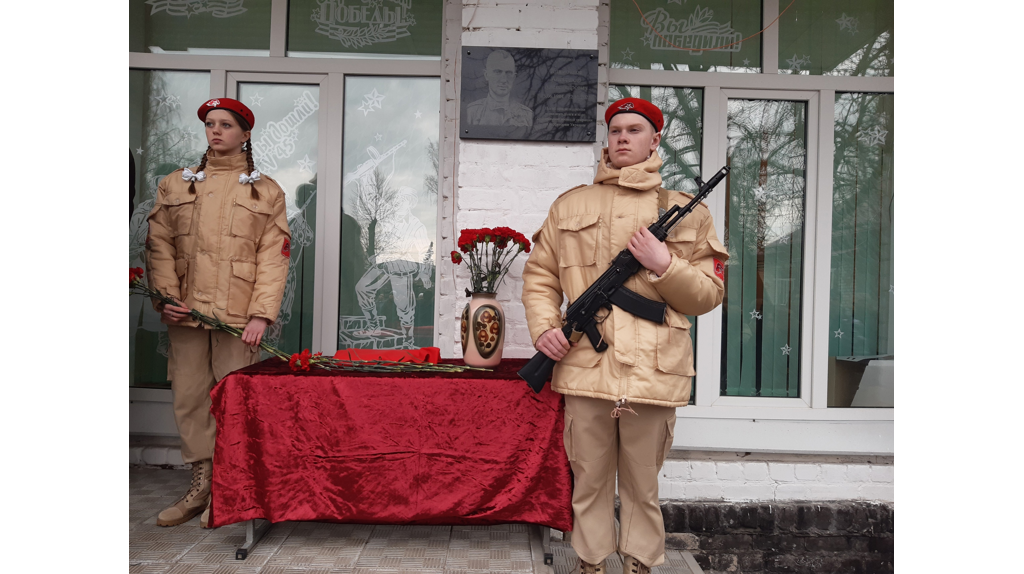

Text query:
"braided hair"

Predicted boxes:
[[187, 147, 212, 195]]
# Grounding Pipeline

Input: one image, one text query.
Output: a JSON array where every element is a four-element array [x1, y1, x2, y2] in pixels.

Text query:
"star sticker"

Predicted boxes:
[[249, 93, 264, 107], [835, 13, 859, 34], [889, 284, 894, 294], [754, 185, 766, 200], [364, 88, 385, 109], [358, 102, 373, 116], [780, 235, 789, 244], [858, 126, 888, 147], [742, 58, 751, 66], [621, 48, 635, 62], [781, 344, 791, 356], [297, 154, 316, 173], [414, 110, 422, 119], [834, 329, 843, 338], [374, 133, 383, 141], [165, 94, 181, 108], [750, 309, 762, 320], [182, 126, 198, 142], [786, 54, 811, 71]]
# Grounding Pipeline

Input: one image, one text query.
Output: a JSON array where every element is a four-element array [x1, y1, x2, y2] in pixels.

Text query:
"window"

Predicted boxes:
[[609, 0, 762, 72], [129, 70, 211, 387], [827, 92, 893, 407], [236, 81, 322, 354], [338, 76, 440, 350], [287, 0, 443, 58], [777, 0, 893, 76], [130, 0, 271, 55], [721, 98, 808, 398]]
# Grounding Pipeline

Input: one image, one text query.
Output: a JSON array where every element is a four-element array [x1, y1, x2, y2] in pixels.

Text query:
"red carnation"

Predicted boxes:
[[451, 250, 463, 264]]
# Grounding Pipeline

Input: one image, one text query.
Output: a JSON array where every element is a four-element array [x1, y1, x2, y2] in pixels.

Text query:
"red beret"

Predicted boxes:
[[197, 98, 255, 128], [605, 98, 664, 132]]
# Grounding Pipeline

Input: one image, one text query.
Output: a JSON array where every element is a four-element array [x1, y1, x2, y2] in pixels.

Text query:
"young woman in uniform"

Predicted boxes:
[[145, 98, 291, 528]]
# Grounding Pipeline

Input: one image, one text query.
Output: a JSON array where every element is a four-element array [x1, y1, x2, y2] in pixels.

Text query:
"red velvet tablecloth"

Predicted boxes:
[[208, 358, 572, 531]]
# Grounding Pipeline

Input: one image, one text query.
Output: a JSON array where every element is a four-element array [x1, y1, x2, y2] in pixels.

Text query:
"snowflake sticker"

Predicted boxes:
[[858, 126, 888, 147]]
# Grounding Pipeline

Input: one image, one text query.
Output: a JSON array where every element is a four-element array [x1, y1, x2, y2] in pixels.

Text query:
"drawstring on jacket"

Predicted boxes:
[[610, 397, 638, 418]]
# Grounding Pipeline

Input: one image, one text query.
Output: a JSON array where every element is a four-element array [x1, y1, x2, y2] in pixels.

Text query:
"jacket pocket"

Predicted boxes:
[[665, 225, 697, 260], [563, 413, 576, 462], [174, 258, 188, 298], [162, 193, 198, 238], [655, 310, 695, 376], [230, 198, 272, 244], [227, 260, 257, 318], [556, 212, 601, 267], [656, 416, 675, 468]]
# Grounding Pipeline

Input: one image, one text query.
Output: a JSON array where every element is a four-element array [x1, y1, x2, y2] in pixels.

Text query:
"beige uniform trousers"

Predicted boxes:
[[167, 325, 260, 463], [563, 394, 676, 568]]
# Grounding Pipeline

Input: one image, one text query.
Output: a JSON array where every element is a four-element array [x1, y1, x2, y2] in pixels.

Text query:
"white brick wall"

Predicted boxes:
[[659, 459, 894, 503]]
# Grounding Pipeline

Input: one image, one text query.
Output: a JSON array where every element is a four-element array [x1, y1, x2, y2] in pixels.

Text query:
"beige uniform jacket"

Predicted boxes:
[[521, 150, 729, 407], [145, 152, 291, 329]]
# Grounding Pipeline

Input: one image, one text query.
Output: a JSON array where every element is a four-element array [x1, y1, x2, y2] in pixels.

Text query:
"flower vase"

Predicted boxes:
[[460, 292, 505, 367]]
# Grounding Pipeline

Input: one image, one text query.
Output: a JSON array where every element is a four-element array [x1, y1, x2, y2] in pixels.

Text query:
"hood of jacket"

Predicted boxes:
[[594, 148, 664, 191]]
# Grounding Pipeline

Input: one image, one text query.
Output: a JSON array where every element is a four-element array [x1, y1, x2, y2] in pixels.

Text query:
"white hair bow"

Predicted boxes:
[[182, 168, 206, 182], [239, 170, 261, 184]]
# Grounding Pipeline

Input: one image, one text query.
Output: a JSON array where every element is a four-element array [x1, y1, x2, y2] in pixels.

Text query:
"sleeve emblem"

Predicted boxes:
[[282, 238, 291, 258], [714, 258, 725, 281]]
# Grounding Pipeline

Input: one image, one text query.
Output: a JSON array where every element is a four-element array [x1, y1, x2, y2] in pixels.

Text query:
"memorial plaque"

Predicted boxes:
[[460, 46, 597, 142]]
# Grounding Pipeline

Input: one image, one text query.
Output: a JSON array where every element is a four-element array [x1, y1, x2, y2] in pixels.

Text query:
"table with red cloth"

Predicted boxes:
[[208, 357, 573, 532]]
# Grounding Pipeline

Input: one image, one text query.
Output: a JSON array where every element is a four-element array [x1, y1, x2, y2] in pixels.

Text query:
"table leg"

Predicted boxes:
[[528, 524, 554, 574], [235, 519, 272, 560]]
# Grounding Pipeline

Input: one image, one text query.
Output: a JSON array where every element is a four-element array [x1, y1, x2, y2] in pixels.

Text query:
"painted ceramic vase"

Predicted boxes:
[[460, 292, 505, 368]]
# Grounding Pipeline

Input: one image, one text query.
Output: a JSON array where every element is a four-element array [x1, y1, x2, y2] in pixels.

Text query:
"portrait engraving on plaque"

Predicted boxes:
[[460, 46, 597, 142]]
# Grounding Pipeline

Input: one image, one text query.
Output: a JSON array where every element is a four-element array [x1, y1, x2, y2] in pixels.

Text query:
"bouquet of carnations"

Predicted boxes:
[[450, 226, 531, 294], [129, 267, 484, 373]]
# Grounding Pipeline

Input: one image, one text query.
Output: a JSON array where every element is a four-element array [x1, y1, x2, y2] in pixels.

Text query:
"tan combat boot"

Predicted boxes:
[[622, 555, 650, 574], [156, 459, 212, 527], [578, 558, 607, 574]]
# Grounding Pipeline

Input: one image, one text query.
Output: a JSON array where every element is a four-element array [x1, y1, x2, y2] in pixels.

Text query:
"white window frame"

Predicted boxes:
[[603, 0, 894, 455]]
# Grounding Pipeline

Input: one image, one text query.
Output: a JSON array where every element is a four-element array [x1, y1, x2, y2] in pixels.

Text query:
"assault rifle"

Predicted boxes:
[[518, 166, 730, 393]]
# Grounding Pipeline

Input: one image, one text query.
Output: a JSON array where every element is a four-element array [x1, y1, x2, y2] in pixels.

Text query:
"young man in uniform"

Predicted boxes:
[[521, 98, 729, 574]]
